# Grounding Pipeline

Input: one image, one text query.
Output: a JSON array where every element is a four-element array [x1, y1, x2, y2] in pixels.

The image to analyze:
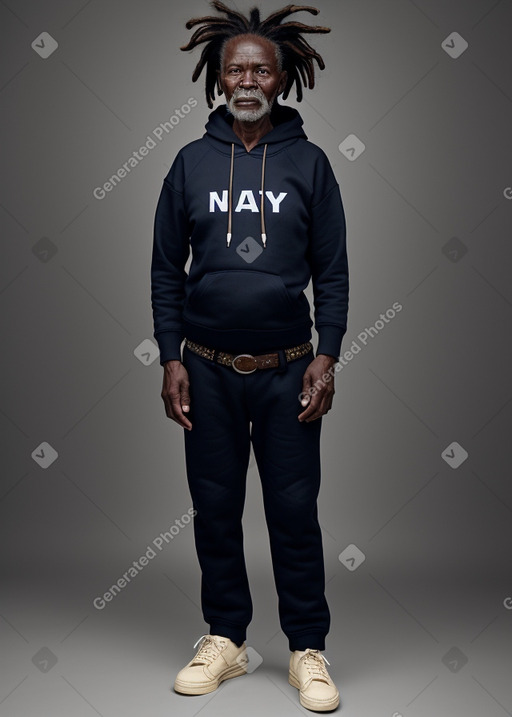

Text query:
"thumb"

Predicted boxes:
[[181, 385, 191, 412], [300, 371, 312, 407]]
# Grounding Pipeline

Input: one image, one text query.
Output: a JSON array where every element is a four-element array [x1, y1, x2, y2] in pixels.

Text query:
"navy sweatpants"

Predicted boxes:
[[182, 343, 330, 652]]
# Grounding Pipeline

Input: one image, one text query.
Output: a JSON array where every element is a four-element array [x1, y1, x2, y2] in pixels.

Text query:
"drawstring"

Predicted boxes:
[[226, 143, 235, 247], [260, 143, 268, 247], [226, 142, 268, 249]]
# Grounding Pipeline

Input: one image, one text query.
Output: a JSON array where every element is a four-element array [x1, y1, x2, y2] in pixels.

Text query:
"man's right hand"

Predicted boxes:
[[161, 360, 192, 430]]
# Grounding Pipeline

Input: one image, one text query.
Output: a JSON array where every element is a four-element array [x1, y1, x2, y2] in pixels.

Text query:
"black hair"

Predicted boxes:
[[180, 1, 331, 108]]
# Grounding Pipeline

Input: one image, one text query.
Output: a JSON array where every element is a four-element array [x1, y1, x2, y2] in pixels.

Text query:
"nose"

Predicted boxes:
[[239, 69, 257, 88]]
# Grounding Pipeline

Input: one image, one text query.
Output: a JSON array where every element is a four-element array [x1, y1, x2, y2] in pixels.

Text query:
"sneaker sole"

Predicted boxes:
[[289, 669, 340, 711], [174, 663, 247, 695]]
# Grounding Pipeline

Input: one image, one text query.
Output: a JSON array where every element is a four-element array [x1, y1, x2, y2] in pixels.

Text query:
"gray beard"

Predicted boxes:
[[227, 89, 273, 122]]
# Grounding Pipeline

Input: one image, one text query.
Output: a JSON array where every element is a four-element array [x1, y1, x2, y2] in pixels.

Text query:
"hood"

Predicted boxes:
[[203, 100, 308, 156], [202, 100, 307, 248]]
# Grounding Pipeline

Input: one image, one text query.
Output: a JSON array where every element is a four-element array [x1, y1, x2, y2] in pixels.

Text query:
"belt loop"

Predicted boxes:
[[276, 349, 288, 374]]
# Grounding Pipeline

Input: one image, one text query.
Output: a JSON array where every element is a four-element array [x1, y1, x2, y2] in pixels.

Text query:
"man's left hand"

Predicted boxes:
[[298, 353, 338, 422]]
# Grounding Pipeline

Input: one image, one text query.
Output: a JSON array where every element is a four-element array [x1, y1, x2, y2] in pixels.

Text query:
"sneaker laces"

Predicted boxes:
[[190, 634, 227, 665], [299, 649, 331, 683]]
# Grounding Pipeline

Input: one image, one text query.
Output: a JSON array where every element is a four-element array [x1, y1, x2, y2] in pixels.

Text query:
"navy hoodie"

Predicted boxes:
[[151, 100, 349, 364]]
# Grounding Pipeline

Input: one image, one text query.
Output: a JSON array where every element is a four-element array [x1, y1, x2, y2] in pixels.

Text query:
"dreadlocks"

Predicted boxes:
[[180, 1, 331, 108]]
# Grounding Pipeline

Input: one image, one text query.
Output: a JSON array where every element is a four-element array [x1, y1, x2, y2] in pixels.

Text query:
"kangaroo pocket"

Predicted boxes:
[[184, 269, 307, 330]]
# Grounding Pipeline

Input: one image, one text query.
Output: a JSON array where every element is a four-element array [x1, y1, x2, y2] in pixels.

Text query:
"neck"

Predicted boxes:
[[232, 114, 273, 152]]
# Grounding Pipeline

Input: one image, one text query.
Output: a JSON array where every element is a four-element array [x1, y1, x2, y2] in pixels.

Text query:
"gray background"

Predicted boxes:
[[1, 0, 511, 715]]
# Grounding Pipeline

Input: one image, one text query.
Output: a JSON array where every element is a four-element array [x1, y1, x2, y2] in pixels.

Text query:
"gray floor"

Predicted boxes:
[[2, 456, 511, 717]]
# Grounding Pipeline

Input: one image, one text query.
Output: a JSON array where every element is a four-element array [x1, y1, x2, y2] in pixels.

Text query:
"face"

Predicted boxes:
[[218, 34, 287, 122]]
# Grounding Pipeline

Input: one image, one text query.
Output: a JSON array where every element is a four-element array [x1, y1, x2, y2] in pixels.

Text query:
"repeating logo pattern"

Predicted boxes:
[[1, 2, 511, 716]]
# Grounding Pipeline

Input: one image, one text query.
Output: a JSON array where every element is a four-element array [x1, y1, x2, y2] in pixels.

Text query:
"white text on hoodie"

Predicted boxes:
[[210, 191, 288, 213]]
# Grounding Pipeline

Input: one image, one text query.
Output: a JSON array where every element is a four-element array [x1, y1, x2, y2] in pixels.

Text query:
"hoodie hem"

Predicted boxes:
[[182, 321, 312, 354]]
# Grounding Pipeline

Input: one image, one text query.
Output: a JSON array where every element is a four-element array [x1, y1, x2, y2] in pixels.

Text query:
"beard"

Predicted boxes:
[[227, 87, 274, 122]]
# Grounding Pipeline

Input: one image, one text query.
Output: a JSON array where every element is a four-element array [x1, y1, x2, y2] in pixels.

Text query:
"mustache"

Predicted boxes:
[[231, 88, 266, 102]]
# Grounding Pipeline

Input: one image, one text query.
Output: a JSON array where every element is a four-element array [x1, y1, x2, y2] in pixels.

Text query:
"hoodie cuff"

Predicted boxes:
[[155, 331, 184, 364], [316, 325, 346, 360]]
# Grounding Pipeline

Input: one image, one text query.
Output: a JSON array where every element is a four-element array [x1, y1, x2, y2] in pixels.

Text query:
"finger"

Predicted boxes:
[[300, 369, 313, 408], [168, 392, 193, 430], [172, 401, 193, 430], [298, 392, 322, 421], [172, 409, 193, 430], [299, 391, 311, 408], [178, 401, 193, 430], [179, 412, 193, 430], [181, 385, 191, 413], [301, 405, 322, 422], [299, 388, 332, 422]]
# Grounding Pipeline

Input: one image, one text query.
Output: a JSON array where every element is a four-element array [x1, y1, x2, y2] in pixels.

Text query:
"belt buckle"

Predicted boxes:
[[232, 353, 257, 374]]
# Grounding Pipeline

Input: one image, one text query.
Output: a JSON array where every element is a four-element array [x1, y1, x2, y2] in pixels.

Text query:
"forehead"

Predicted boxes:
[[222, 34, 278, 66]]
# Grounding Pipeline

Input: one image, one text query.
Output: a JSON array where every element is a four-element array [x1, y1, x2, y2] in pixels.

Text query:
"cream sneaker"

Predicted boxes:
[[174, 634, 248, 695], [289, 648, 340, 711]]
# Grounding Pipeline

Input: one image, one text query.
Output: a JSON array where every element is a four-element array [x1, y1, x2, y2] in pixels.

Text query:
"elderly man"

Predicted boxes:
[[151, 1, 348, 711]]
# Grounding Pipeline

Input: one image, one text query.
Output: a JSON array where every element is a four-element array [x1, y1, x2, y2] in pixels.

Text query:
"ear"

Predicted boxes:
[[216, 70, 225, 96], [278, 70, 288, 95]]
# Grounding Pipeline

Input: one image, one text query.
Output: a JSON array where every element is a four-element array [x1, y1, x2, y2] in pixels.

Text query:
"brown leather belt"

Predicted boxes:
[[184, 338, 313, 374]]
